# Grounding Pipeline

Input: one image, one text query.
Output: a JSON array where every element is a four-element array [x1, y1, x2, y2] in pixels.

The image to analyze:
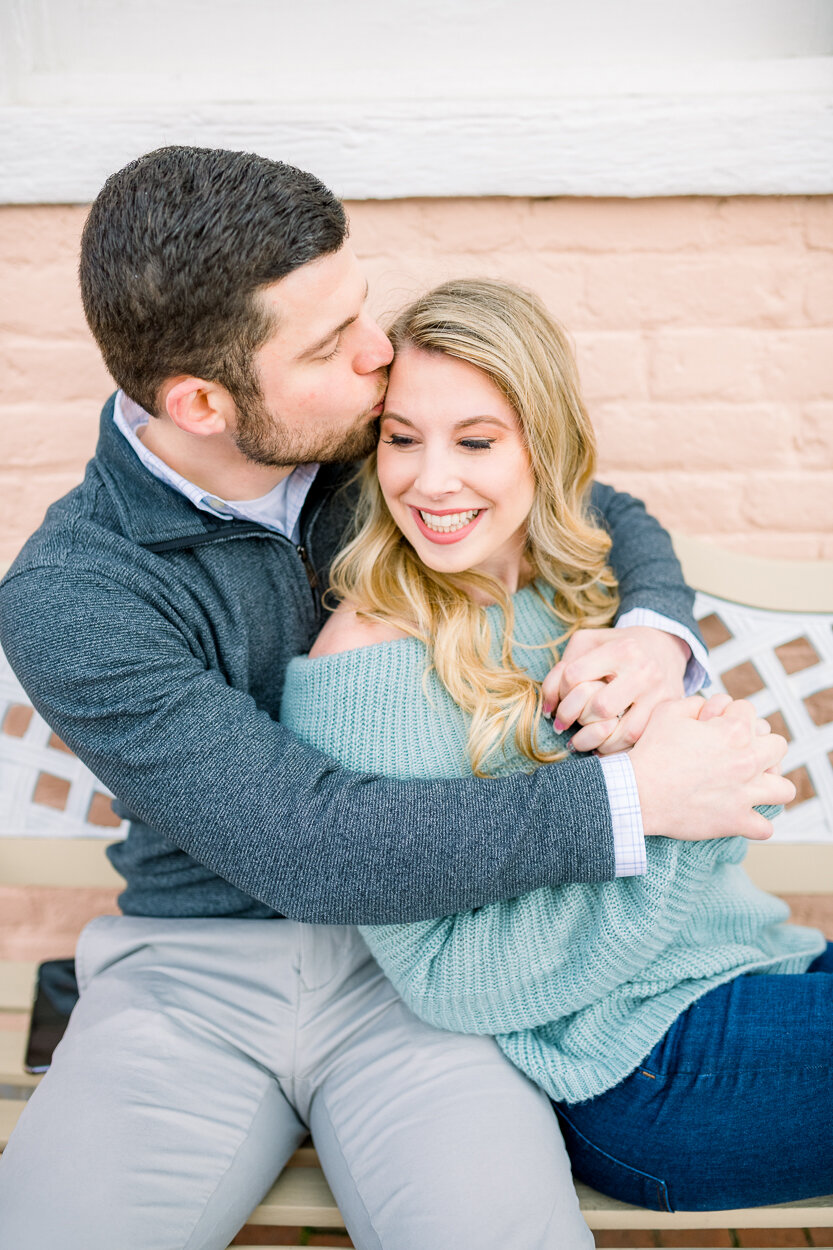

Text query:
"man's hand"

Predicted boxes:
[[629, 695, 795, 841], [542, 627, 690, 754]]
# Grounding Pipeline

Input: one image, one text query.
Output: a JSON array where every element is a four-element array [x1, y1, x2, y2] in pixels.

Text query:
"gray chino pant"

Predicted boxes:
[[0, 916, 592, 1250]]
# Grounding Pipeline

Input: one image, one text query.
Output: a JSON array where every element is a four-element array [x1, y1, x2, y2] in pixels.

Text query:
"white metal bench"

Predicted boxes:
[[2, 535, 833, 1248]]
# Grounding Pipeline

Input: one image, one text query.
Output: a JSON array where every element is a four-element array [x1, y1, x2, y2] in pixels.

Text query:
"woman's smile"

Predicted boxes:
[[411, 506, 485, 543]]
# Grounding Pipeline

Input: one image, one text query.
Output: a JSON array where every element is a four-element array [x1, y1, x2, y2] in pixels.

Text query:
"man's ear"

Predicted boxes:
[[161, 377, 235, 438]]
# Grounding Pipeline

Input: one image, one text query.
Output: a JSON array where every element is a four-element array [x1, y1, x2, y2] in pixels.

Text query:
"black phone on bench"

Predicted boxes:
[[23, 958, 79, 1074]]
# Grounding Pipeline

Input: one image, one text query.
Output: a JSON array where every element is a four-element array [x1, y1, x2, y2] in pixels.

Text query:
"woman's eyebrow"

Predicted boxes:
[[381, 413, 511, 430], [380, 412, 414, 426], [454, 416, 512, 431]]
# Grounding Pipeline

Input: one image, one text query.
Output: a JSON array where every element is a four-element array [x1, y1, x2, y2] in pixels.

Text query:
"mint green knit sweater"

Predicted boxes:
[[280, 582, 824, 1104]]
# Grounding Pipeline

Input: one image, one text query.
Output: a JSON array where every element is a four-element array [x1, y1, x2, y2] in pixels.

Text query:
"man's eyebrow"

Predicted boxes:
[[382, 413, 512, 431], [297, 281, 370, 360]]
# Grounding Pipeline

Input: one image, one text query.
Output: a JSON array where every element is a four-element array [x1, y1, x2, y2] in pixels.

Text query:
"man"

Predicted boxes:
[[0, 147, 791, 1249]]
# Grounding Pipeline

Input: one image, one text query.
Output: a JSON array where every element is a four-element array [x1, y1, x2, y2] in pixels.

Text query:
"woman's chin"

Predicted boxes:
[[412, 545, 472, 575]]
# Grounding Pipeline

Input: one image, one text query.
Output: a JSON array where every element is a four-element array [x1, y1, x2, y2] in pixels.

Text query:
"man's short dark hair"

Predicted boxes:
[[80, 146, 348, 415]]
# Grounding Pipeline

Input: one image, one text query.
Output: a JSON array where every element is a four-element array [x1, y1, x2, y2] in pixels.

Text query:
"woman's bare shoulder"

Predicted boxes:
[[308, 604, 410, 658]]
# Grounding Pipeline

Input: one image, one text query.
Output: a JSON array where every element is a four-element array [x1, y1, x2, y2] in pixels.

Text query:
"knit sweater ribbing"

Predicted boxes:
[[280, 583, 825, 1103]]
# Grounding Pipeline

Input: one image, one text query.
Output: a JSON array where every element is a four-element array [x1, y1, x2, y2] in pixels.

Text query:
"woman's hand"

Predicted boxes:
[[541, 626, 690, 754]]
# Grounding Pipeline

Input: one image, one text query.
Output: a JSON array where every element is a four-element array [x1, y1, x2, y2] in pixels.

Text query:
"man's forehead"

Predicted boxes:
[[258, 244, 366, 346]]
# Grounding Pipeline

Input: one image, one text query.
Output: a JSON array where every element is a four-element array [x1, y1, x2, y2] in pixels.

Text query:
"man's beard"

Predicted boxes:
[[231, 393, 380, 469]]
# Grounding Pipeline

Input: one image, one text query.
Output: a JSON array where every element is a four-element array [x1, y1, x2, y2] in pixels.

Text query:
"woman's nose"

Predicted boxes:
[[414, 453, 463, 499]]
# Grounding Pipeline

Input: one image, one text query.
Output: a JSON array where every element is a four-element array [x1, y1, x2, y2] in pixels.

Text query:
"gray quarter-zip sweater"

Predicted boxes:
[[0, 396, 701, 924]]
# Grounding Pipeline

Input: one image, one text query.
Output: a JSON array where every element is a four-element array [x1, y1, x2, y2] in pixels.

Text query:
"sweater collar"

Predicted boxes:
[[93, 392, 352, 548]]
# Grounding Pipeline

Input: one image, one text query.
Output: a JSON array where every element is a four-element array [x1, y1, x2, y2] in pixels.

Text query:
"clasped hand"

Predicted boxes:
[[542, 626, 796, 840], [542, 625, 691, 754]]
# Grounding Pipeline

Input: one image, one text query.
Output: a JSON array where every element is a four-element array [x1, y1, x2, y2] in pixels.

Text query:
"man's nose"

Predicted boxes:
[[355, 319, 394, 374]]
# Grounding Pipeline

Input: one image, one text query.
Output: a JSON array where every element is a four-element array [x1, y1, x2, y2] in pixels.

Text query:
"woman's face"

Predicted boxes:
[[377, 347, 536, 588]]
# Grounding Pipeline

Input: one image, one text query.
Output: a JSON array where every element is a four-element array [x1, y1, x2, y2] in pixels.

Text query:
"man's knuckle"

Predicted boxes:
[[651, 700, 673, 725], [727, 719, 749, 748]]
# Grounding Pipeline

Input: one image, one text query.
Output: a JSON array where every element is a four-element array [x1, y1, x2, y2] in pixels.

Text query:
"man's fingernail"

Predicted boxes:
[[553, 719, 566, 733]]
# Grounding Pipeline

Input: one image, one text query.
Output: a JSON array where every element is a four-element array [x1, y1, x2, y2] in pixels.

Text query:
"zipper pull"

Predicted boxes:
[[296, 545, 319, 590]]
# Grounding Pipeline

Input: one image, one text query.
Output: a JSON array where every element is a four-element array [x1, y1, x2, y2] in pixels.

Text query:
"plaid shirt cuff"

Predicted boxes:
[[600, 752, 647, 878]]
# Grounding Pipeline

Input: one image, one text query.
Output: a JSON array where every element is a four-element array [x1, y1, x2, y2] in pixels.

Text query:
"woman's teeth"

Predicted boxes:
[[419, 509, 479, 533]]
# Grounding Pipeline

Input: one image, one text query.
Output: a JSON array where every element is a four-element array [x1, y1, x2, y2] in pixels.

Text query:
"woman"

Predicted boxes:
[[280, 278, 831, 1213]]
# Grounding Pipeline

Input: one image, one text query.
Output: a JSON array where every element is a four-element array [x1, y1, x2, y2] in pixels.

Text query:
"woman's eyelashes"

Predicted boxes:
[[381, 433, 496, 450]]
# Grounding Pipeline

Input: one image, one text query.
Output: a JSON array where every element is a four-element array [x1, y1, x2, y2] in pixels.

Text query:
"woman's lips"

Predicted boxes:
[[410, 506, 484, 545]]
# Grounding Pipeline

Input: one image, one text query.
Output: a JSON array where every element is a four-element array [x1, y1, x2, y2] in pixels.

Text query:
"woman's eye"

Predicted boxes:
[[460, 438, 495, 451], [381, 434, 416, 447]]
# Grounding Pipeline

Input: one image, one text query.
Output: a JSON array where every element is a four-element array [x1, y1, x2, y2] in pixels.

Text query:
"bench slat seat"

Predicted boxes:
[[0, 836, 122, 888], [247, 1170, 833, 1232], [0, 1029, 38, 1089], [0, 959, 37, 1011], [572, 1183, 833, 1230]]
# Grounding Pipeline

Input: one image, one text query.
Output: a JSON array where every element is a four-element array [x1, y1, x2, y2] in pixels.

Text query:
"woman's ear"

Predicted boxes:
[[162, 377, 235, 438]]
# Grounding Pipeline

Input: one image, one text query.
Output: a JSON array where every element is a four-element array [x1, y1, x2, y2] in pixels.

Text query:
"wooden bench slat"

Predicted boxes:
[[0, 837, 122, 887], [0, 1029, 38, 1088], [0, 961, 37, 1012], [574, 1181, 833, 1229], [244, 1169, 833, 1231], [745, 842, 833, 894], [671, 533, 833, 614], [249, 1166, 344, 1228]]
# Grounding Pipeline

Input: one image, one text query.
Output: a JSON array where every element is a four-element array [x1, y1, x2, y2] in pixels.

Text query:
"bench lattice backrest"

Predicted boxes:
[[694, 590, 833, 843], [0, 646, 127, 840]]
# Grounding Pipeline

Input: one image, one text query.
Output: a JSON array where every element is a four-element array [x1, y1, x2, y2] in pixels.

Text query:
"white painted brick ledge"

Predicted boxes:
[[2, 92, 832, 204]]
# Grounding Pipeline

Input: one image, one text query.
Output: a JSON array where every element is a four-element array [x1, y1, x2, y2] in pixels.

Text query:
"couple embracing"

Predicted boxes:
[[0, 146, 829, 1250]]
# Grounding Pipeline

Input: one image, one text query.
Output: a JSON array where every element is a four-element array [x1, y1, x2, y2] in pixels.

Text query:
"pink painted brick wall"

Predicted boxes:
[[1, 194, 832, 961], [1, 194, 832, 570]]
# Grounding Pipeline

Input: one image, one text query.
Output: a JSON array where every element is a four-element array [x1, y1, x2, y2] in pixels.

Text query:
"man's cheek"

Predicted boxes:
[[294, 386, 327, 416]]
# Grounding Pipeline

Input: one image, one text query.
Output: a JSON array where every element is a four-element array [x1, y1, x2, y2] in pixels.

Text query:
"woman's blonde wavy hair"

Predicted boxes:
[[329, 278, 619, 775]]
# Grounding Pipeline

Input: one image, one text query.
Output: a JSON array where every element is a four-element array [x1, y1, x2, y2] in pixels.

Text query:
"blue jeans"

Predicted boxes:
[[554, 943, 833, 1211]]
